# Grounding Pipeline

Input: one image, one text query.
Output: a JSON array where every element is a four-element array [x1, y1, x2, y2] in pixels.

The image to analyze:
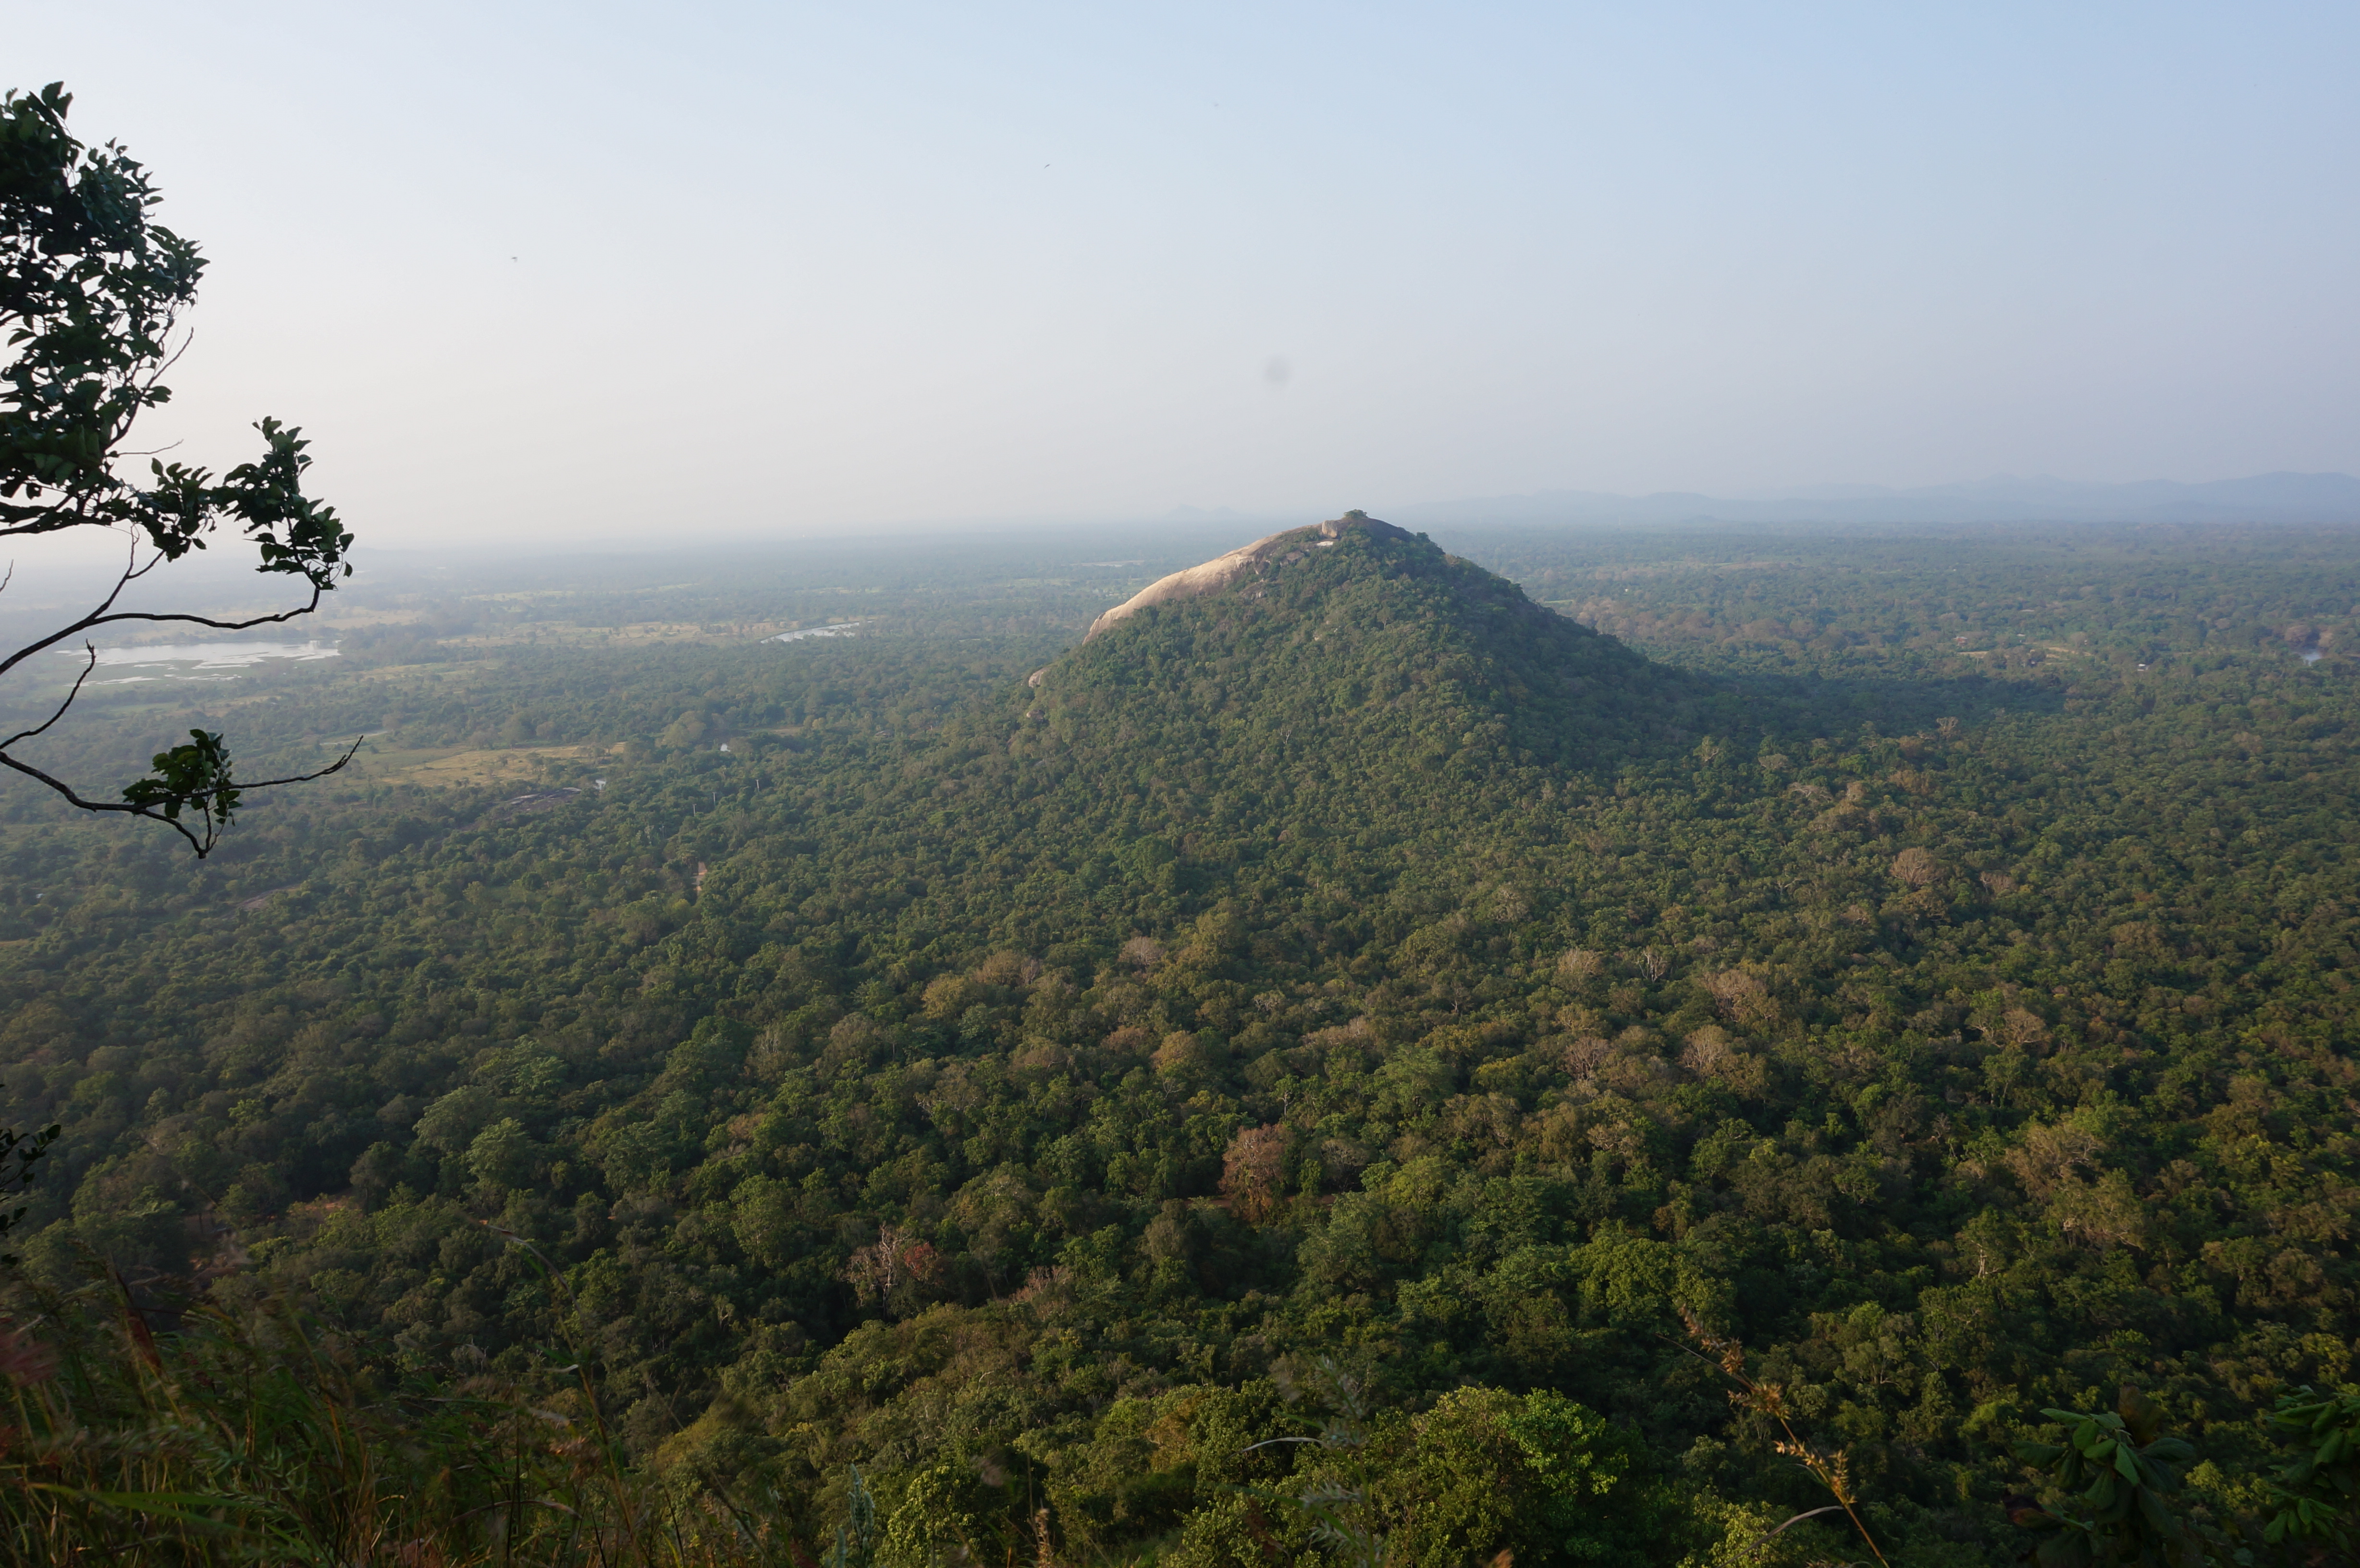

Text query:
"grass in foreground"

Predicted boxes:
[[0, 1271, 776, 1567]]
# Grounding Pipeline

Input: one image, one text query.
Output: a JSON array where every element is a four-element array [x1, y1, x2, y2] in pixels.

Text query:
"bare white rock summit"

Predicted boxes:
[[1082, 511, 1410, 642]]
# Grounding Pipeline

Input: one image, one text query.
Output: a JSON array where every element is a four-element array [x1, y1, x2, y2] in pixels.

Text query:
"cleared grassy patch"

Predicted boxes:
[[343, 742, 616, 788]]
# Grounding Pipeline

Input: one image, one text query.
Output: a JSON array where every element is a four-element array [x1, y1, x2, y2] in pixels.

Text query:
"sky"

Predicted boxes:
[[11, 2, 2360, 549]]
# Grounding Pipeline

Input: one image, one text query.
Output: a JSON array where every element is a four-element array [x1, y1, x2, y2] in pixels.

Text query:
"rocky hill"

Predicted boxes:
[[1033, 511, 1710, 798], [1082, 510, 1416, 640]]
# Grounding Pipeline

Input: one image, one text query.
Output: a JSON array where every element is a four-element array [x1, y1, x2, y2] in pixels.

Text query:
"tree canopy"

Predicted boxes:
[[0, 82, 353, 855], [2, 510, 2356, 1562]]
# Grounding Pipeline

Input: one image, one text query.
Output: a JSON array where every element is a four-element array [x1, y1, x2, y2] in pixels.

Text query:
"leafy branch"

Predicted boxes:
[[2264, 1386, 2360, 1553], [0, 639, 361, 855], [2007, 1385, 2200, 1568], [2, 81, 353, 854], [1673, 1309, 1892, 1568]]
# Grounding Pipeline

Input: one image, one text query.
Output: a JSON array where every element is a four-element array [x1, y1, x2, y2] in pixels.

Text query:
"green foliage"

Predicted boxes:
[[1, 516, 2357, 1564], [0, 1281, 770, 1565], [880, 1461, 981, 1568], [2263, 1387, 2360, 1551], [119, 729, 238, 827], [0, 81, 201, 542], [824, 1465, 878, 1568], [0, 84, 348, 578], [1370, 1388, 1642, 1567], [2008, 1387, 2199, 1567], [1, 81, 349, 857]]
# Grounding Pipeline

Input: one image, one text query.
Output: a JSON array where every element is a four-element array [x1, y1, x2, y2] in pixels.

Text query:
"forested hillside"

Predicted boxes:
[[3, 519, 2358, 1565]]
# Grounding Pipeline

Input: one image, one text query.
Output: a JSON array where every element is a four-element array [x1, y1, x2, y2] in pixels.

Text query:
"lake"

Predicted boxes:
[[90, 641, 341, 680], [763, 622, 863, 643]]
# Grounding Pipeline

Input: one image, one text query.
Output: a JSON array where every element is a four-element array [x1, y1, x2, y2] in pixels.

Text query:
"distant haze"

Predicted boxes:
[[1394, 473, 2360, 529], [12, 3, 2360, 550]]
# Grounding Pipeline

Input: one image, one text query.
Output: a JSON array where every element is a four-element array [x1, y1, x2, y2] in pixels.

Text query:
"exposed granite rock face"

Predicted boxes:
[[1082, 511, 1411, 642]]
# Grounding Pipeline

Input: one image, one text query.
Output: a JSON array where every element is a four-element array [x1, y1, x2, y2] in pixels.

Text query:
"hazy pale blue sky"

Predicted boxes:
[[12, 2, 2359, 545]]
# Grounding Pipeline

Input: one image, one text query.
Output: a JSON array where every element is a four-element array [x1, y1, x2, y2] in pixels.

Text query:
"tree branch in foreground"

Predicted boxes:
[[1, 644, 362, 858]]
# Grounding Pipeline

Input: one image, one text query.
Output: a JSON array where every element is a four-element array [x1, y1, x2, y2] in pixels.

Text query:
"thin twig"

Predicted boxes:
[[1761, 1505, 1846, 1539], [1666, 1322, 1892, 1568], [2, 644, 102, 750], [0, 577, 327, 681], [221, 734, 367, 794]]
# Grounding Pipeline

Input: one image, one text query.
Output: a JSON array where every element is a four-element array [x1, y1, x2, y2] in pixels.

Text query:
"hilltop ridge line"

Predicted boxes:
[[1082, 510, 1413, 641]]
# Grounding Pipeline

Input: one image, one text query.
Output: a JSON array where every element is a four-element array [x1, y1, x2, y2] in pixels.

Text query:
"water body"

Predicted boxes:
[[764, 622, 863, 643], [90, 641, 341, 682]]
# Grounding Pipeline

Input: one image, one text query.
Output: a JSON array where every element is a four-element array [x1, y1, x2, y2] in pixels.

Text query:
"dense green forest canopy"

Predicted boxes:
[[2, 516, 2358, 1565]]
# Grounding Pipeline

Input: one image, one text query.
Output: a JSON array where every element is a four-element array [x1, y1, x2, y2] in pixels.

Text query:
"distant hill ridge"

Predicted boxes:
[[1387, 470, 2360, 527]]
